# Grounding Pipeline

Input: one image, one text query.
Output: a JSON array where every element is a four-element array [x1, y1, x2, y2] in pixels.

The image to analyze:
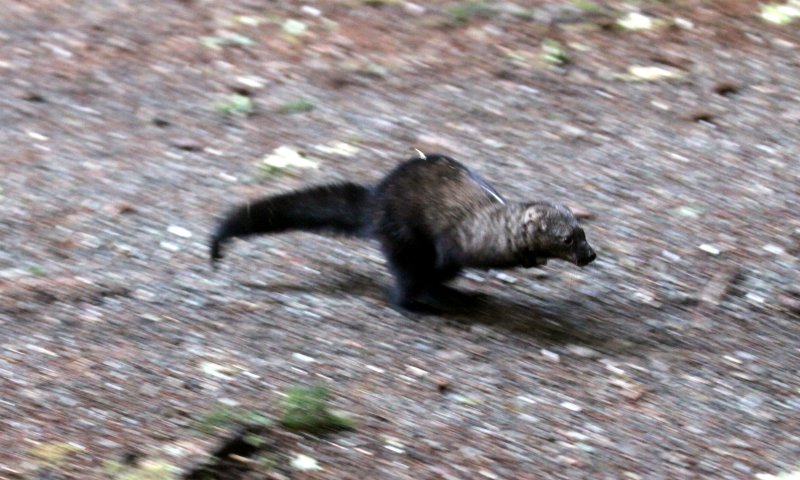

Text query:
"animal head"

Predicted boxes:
[[519, 202, 596, 268]]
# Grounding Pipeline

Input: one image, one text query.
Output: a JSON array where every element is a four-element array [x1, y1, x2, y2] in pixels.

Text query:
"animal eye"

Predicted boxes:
[[563, 236, 573, 245]]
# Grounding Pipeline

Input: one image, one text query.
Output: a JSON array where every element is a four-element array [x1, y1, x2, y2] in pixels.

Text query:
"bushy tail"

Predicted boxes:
[[210, 183, 371, 265]]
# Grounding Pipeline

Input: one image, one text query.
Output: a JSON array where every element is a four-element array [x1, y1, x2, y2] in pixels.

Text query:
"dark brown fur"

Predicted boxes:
[[211, 154, 596, 311]]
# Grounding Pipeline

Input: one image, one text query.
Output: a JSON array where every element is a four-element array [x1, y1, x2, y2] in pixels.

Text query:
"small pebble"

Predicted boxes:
[[463, 271, 485, 282], [27, 131, 48, 141], [540, 349, 561, 363], [133, 289, 156, 302], [605, 363, 626, 375], [482, 138, 505, 149], [745, 292, 765, 304], [566, 345, 600, 359], [167, 225, 193, 238], [735, 351, 758, 361], [433, 376, 450, 393], [565, 431, 590, 441], [236, 76, 266, 89], [560, 124, 588, 140], [292, 353, 315, 363], [495, 272, 517, 283], [779, 292, 800, 313], [160, 241, 180, 252], [404, 2, 426, 14], [556, 455, 579, 465], [301, 5, 321, 16], [170, 138, 204, 152], [97, 438, 121, 449], [699, 244, 721, 255], [620, 386, 646, 402], [722, 355, 742, 365], [560, 401, 583, 412], [763, 243, 785, 255], [661, 250, 681, 262]]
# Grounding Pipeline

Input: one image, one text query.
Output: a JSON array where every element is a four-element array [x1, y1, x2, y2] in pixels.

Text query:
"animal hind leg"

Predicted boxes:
[[385, 245, 476, 313], [383, 240, 443, 312]]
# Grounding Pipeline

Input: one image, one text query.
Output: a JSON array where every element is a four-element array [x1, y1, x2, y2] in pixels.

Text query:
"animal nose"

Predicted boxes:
[[577, 248, 596, 266]]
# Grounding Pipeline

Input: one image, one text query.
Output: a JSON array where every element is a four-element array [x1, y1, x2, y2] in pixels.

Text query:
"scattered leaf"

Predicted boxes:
[[621, 65, 686, 82], [278, 98, 315, 114], [29, 442, 84, 466], [362, 63, 389, 77], [291, 453, 321, 471], [282, 19, 308, 36], [200, 33, 256, 49], [280, 385, 354, 433], [572, 0, 601, 12], [234, 15, 265, 26], [760, 2, 800, 24], [243, 433, 268, 448], [315, 141, 360, 157], [194, 405, 271, 434], [617, 12, 656, 30], [456, 395, 481, 406], [107, 459, 179, 480], [200, 361, 234, 379], [215, 94, 254, 116], [541, 39, 569, 66], [445, 2, 496, 24], [28, 265, 46, 276], [382, 435, 406, 454], [358, 0, 403, 5], [260, 146, 319, 176]]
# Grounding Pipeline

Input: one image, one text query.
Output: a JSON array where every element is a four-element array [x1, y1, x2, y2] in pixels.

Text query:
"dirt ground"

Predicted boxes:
[[1, 0, 799, 478]]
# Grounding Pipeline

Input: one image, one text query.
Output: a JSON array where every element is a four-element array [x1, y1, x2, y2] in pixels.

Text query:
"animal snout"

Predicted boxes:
[[576, 245, 596, 267]]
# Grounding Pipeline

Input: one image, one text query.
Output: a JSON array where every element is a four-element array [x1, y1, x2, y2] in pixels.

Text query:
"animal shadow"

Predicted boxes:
[[234, 260, 688, 355], [440, 291, 698, 353]]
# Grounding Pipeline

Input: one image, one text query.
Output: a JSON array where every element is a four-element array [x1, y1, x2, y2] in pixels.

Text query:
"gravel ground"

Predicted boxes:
[[1, 1, 799, 478]]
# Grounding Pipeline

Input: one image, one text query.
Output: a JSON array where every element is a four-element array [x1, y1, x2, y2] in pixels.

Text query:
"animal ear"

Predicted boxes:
[[524, 207, 549, 232], [524, 208, 542, 224]]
